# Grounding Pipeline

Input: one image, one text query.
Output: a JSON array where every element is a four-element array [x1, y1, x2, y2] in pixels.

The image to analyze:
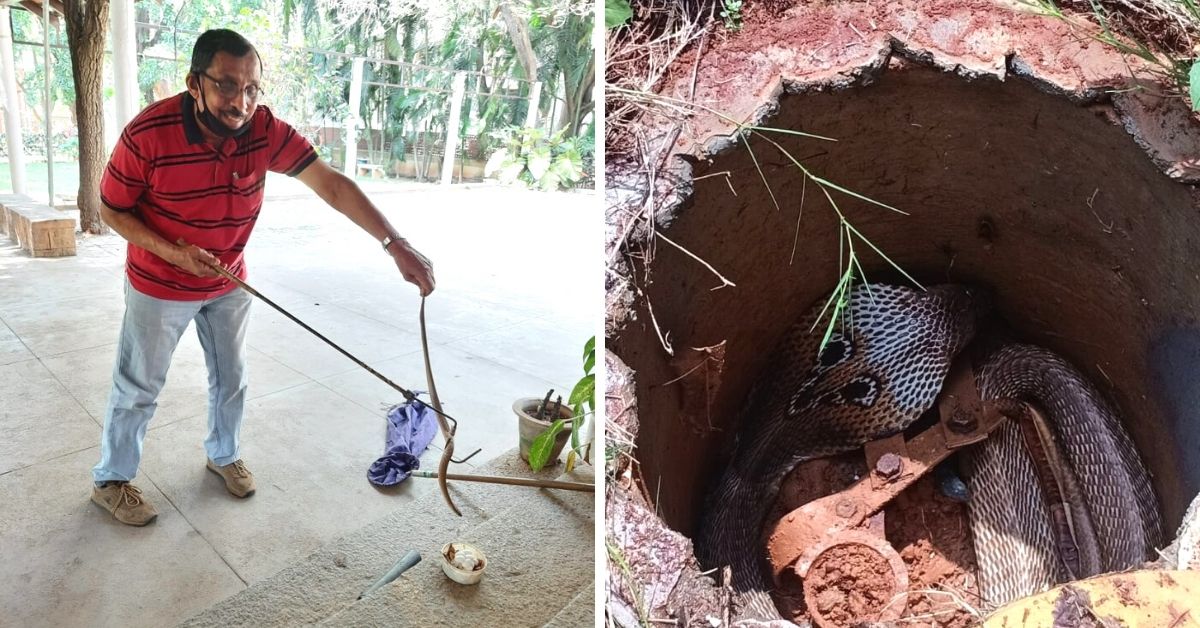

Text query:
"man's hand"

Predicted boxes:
[[387, 237, 435, 296], [171, 238, 221, 278]]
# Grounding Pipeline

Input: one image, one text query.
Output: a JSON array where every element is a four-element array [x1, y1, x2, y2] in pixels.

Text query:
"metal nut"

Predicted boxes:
[[835, 499, 858, 519], [948, 412, 978, 434], [875, 453, 902, 480]]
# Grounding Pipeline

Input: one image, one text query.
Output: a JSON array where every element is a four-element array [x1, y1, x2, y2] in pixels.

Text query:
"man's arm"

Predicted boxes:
[[294, 158, 435, 296], [100, 205, 220, 278]]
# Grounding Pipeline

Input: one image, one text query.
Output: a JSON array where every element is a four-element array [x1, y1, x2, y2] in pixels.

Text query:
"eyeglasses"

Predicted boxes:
[[199, 71, 264, 102]]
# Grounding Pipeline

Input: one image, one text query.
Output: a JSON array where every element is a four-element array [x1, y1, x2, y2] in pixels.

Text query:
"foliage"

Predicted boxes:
[[605, 0, 633, 29], [10, 10, 75, 109], [310, 0, 593, 176], [1191, 59, 1200, 110], [528, 337, 595, 472], [483, 126, 585, 191], [0, 131, 78, 159], [720, 0, 744, 31], [7, 0, 594, 182]]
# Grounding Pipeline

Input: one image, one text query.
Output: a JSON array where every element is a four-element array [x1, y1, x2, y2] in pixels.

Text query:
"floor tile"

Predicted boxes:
[[0, 449, 244, 628], [0, 319, 33, 366], [138, 382, 439, 584], [0, 292, 126, 358], [41, 338, 311, 430], [447, 316, 593, 389], [0, 253, 124, 310], [0, 360, 99, 475], [246, 301, 421, 381]]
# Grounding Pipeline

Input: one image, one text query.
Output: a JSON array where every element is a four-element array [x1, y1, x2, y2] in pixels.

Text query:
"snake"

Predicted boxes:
[[965, 344, 1162, 608], [694, 283, 1162, 623]]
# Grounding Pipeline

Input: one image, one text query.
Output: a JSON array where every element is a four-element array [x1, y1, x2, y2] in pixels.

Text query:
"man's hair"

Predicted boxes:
[[190, 29, 261, 74]]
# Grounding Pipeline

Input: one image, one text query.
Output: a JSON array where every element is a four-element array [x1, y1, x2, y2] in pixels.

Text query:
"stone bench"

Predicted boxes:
[[1, 194, 77, 257], [356, 162, 386, 179]]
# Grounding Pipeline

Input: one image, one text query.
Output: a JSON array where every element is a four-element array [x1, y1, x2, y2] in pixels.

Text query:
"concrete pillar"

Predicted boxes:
[[440, 72, 465, 186], [592, 38, 601, 193], [343, 57, 364, 179], [111, 0, 137, 130], [524, 81, 541, 129], [43, 0, 53, 207], [0, 8, 26, 195]]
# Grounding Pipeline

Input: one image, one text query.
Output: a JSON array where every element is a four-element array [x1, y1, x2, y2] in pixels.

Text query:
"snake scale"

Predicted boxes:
[[694, 283, 1162, 623]]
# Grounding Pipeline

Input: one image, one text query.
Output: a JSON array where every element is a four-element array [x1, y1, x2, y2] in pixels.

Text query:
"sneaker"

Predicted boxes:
[[206, 459, 256, 498], [91, 482, 159, 526]]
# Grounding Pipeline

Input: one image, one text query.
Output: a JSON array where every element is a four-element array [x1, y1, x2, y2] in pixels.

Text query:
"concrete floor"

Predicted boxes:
[[0, 179, 597, 627]]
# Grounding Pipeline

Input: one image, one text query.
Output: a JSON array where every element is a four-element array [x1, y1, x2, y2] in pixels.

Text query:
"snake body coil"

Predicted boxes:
[[696, 283, 1161, 623], [696, 284, 986, 621], [966, 344, 1162, 607]]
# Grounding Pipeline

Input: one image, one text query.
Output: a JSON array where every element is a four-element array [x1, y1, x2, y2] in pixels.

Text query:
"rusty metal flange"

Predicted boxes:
[[766, 359, 1007, 583], [797, 531, 910, 628]]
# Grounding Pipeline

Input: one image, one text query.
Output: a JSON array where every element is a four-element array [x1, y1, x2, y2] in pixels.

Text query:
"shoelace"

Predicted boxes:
[[230, 460, 249, 478], [118, 483, 144, 507]]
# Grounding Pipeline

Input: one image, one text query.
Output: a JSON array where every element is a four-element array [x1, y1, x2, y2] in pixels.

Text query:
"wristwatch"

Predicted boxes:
[[381, 234, 402, 251]]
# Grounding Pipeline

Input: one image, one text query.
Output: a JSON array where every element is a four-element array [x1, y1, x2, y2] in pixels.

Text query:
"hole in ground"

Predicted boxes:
[[610, 64, 1200, 545]]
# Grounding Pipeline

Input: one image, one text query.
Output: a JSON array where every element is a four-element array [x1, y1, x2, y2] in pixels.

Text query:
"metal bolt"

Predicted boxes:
[[875, 453, 902, 480], [835, 499, 857, 519], [948, 412, 978, 434]]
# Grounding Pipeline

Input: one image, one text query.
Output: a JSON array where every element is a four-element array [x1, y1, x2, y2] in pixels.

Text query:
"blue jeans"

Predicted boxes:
[[92, 278, 252, 483]]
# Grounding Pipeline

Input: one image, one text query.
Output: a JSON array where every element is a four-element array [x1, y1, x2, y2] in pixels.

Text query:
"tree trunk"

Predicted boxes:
[[63, 0, 109, 234], [498, 3, 537, 83], [558, 54, 594, 136]]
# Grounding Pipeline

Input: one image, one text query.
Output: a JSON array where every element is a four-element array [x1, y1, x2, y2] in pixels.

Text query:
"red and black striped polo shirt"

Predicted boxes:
[[100, 91, 317, 301]]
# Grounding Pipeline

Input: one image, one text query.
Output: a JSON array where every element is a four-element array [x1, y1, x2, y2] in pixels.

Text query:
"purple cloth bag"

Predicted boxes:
[[367, 397, 440, 486]]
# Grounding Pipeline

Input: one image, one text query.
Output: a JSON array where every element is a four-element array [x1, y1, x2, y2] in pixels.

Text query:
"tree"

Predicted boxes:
[[499, 3, 538, 82], [553, 11, 593, 136], [62, 0, 109, 234]]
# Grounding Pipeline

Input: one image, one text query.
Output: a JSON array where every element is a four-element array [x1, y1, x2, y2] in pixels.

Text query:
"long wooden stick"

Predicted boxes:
[[411, 470, 594, 492]]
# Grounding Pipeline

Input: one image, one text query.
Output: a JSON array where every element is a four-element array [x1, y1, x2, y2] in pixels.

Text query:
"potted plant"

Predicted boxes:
[[521, 337, 596, 471], [514, 392, 573, 465]]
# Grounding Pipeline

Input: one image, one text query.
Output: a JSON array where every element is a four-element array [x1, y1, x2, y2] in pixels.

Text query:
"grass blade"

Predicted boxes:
[[844, 221, 925, 289], [749, 125, 838, 142], [811, 175, 908, 215], [741, 131, 780, 211]]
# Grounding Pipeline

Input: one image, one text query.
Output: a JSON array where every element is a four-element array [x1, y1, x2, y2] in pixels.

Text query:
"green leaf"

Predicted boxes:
[[538, 169, 562, 191], [483, 148, 510, 177], [527, 145, 553, 180], [568, 373, 595, 408], [1189, 60, 1200, 111], [497, 160, 527, 185], [550, 153, 585, 184], [528, 419, 566, 471], [583, 349, 595, 375], [604, 0, 633, 29], [583, 336, 596, 359]]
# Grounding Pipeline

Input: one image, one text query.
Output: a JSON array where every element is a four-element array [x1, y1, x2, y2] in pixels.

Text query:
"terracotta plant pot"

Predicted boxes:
[[514, 397, 573, 464]]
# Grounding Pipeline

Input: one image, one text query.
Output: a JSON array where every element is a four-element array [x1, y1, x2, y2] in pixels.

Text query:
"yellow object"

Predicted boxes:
[[984, 570, 1200, 627]]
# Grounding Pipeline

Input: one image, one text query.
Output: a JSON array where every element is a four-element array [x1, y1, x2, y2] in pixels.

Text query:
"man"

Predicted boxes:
[[91, 29, 435, 526]]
